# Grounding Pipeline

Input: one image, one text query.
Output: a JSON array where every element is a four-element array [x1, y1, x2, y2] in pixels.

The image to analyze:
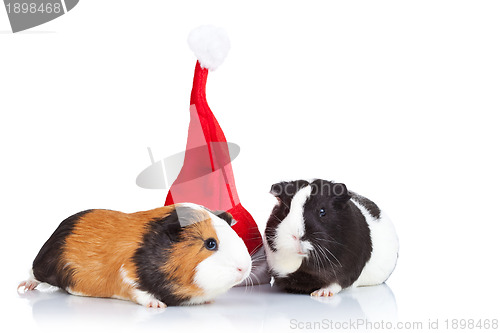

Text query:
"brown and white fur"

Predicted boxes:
[[18, 203, 251, 307]]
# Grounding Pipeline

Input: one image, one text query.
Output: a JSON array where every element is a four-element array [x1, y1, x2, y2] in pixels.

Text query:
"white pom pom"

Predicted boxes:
[[188, 25, 230, 71]]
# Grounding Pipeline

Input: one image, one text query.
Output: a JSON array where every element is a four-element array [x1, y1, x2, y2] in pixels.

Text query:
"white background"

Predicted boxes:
[[1, 1, 499, 332]]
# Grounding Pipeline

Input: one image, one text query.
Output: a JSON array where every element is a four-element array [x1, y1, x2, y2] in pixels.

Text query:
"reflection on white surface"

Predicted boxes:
[[18, 283, 397, 332]]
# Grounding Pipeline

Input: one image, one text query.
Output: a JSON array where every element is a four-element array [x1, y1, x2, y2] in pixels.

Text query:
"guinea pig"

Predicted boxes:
[[264, 179, 398, 297], [18, 203, 251, 307]]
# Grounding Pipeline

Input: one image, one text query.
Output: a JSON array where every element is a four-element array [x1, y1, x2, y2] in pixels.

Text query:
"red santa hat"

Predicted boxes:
[[165, 26, 264, 261]]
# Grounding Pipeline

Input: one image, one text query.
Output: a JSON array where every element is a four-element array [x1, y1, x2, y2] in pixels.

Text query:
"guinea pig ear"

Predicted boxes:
[[270, 182, 286, 197], [175, 206, 207, 227], [331, 183, 352, 207], [270, 180, 309, 199], [213, 210, 237, 227]]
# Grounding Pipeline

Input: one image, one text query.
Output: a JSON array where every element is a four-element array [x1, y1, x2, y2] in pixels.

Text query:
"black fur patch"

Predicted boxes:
[[32, 210, 93, 289], [265, 180, 309, 252], [133, 209, 189, 306], [351, 192, 381, 219]]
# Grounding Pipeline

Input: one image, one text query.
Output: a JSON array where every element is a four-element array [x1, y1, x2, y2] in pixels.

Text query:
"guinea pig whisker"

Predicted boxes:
[[313, 237, 337, 243], [316, 244, 331, 271], [321, 245, 342, 267], [311, 231, 333, 238], [318, 238, 345, 248], [317, 244, 336, 268], [248, 235, 267, 239], [244, 280, 250, 293], [244, 276, 250, 292], [314, 243, 339, 277], [311, 244, 326, 272], [243, 274, 255, 293], [247, 236, 268, 242], [249, 272, 257, 288], [313, 234, 358, 257], [311, 232, 354, 253], [315, 245, 326, 270], [249, 246, 260, 257], [311, 232, 337, 241], [314, 250, 325, 272], [250, 254, 267, 262], [251, 259, 266, 265]]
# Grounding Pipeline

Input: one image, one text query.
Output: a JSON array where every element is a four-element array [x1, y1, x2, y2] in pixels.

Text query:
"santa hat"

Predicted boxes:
[[165, 26, 264, 260]]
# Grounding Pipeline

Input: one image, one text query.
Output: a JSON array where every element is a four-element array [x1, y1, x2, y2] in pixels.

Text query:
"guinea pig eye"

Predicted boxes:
[[319, 208, 326, 218], [204, 238, 218, 251]]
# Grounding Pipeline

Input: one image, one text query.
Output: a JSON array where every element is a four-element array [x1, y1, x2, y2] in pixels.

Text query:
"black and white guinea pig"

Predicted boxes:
[[18, 203, 251, 307], [264, 179, 398, 297]]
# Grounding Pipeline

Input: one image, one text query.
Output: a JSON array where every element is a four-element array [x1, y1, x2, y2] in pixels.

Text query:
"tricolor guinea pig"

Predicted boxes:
[[18, 203, 251, 307], [264, 179, 398, 297]]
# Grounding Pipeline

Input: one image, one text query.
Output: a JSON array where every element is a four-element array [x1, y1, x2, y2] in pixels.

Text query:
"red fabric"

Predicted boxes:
[[165, 61, 262, 255]]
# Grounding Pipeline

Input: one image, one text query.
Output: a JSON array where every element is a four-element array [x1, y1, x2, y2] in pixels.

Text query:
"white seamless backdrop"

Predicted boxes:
[[1, 1, 499, 332]]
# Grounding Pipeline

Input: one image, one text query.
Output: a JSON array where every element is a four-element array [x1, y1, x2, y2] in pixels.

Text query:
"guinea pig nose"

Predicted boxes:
[[237, 264, 251, 276], [237, 265, 249, 273], [292, 235, 298, 241]]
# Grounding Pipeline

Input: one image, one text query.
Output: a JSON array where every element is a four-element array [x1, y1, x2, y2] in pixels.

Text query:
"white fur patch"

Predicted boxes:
[[265, 185, 313, 277], [351, 200, 399, 287], [116, 264, 165, 307], [66, 287, 88, 297], [191, 210, 251, 304], [119, 265, 138, 288], [132, 289, 166, 308]]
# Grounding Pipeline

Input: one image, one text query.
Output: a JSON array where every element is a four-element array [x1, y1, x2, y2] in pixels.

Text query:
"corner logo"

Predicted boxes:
[[3, 0, 79, 33]]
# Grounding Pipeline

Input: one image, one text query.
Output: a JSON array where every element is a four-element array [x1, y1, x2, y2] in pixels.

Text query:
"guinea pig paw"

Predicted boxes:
[[17, 279, 39, 293], [145, 300, 167, 309], [134, 289, 167, 308], [310, 289, 332, 297], [310, 283, 342, 297]]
